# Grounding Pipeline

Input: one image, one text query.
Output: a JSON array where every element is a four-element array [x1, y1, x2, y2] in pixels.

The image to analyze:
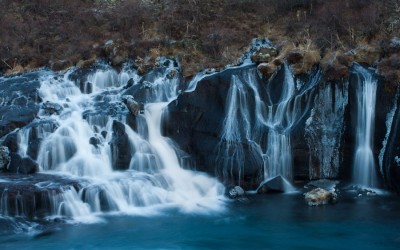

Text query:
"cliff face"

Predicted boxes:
[[163, 40, 400, 191]]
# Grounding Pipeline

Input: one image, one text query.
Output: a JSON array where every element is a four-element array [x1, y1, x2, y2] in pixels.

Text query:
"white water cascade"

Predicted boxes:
[[14, 62, 225, 221], [352, 64, 378, 188], [217, 64, 320, 189]]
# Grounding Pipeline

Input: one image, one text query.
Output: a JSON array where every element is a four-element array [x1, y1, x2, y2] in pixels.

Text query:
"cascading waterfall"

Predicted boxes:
[[352, 64, 378, 188], [264, 64, 320, 181], [264, 64, 296, 180], [4, 61, 225, 221], [217, 63, 319, 189]]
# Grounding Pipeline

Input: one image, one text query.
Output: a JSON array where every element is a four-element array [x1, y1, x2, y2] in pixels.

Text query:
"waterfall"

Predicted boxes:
[[216, 63, 319, 188], [352, 64, 378, 188], [264, 64, 319, 181], [5, 61, 225, 221]]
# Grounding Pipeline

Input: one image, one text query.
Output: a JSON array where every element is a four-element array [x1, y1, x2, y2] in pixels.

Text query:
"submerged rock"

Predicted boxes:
[[304, 188, 337, 206]]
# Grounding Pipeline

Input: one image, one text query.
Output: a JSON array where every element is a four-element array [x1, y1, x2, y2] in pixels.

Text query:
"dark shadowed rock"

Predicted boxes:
[[2, 133, 19, 153], [89, 136, 101, 147], [0, 146, 10, 170], [19, 157, 39, 174], [110, 120, 133, 170], [124, 78, 135, 89], [257, 176, 287, 193], [0, 72, 42, 137], [7, 152, 22, 173], [0, 173, 85, 218]]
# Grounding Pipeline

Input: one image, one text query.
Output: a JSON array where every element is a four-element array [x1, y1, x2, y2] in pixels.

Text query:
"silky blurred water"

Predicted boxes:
[[0, 192, 399, 250]]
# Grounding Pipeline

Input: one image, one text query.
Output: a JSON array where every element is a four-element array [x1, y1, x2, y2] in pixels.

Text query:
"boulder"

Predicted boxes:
[[122, 95, 143, 116], [304, 188, 337, 206], [123, 78, 135, 89], [109, 120, 133, 170], [89, 136, 101, 147], [257, 175, 290, 193], [227, 186, 245, 199], [305, 179, 339, 192]]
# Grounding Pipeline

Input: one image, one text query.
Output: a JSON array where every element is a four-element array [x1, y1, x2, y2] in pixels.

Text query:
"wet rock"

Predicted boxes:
[[304, 188, 337, 206], [6, 153, 39, 174], [2, 133, 19, 153], [42, 101, 63, 115], [165, 65, 265, 189], [89, 136, 101, 147], [227, 186, 245, 199], [110, 120, 133, 170], [0, 173, 84, 218], [0, 146, 10, 170], [257, 176, 287, 193], [122, 95, 143, 116], [251, 46, 277, 64], [19, 157, 39, 174], [305, 81, 348, 179], [0, 72, 41, 137], [123, 78, 135, 89], [7, 152, 22, 173], [305, 179, 339, 192]]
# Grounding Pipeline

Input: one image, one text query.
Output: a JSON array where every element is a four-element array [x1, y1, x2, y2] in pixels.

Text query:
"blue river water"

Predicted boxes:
[[0, 192, 399, 250]]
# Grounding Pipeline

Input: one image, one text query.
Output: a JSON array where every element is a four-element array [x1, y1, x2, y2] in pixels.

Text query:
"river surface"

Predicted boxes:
[[0, 191, 399, 250]]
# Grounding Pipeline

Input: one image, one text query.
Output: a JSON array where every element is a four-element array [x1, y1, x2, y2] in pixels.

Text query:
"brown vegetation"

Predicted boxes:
[[0, 0, 399, 77]]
